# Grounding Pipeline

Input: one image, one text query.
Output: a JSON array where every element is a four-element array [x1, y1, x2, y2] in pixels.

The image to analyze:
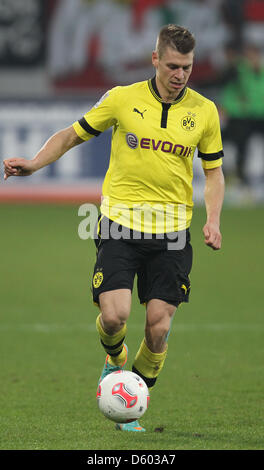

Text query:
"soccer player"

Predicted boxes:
[[3, 25, 225, 432]]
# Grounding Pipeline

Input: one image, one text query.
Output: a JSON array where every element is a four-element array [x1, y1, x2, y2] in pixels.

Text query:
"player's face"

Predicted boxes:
[[152, 46, 194, 100]]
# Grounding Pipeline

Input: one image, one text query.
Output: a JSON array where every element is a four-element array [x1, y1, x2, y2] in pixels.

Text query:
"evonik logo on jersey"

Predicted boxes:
[[126, 133, 193, 157]]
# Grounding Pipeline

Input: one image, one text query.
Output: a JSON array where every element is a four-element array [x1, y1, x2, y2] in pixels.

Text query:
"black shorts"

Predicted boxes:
[[92, 217, 193, 308]]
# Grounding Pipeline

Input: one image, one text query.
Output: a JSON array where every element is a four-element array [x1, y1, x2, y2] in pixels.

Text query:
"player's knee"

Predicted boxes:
[[100, 306, 129, 335], [98, 290, 131, 334]]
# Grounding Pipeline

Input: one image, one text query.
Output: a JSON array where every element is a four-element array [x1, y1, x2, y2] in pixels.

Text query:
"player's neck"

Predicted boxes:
[[154, 76, 184, 103]]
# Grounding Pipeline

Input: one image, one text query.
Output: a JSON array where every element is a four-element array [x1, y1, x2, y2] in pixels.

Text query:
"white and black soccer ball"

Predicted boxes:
[[96, 370, 150, 423]]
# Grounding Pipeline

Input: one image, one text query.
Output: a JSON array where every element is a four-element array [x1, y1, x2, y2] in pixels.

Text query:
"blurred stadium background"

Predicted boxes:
[[0, 0, 264, 204]]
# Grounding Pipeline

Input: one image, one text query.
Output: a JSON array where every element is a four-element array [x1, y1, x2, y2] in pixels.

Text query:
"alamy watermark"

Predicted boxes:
[[78, 198, 187, 250]]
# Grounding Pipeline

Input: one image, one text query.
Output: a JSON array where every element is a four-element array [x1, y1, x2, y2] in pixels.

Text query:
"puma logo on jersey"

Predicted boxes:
[[133, 108, 147, 119]]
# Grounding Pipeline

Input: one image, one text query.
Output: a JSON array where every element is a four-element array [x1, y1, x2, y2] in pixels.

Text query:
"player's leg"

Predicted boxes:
[[98, 288, 131, 336], [116, 299, 175, 432], [92, 216, 140, 375], [93, 225, 143, 378], [93, 231, 147, 433], [132, 299, 176, 389], [133, 230, 192, 389], [95, 269, 145, 432], [96, 289, 131, 378]]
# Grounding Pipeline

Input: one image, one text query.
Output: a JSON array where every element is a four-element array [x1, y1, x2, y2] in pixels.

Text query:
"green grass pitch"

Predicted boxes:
[[0, 204, 263, 450]]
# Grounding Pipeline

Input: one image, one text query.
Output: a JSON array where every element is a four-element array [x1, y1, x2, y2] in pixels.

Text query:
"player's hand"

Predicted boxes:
[[203, 222, 222, 250], [3, 158, 36, 180]]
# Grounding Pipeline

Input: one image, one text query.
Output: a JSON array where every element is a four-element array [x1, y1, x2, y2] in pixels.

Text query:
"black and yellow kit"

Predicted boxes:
[[92, 216, 192, 307], [74, 78, 224, 390], [73, 77, 223, 307], [73, 77, 223, 233]]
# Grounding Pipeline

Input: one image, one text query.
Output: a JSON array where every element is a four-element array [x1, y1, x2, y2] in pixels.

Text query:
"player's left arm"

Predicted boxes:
[[203, 166, 225, 250]]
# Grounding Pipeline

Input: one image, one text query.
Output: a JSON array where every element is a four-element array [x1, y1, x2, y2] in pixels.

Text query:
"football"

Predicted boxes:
[[96, 370, 150, 423]]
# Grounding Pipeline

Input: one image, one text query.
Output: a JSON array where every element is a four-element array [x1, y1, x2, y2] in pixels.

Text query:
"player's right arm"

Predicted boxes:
[[4, 87, 119, 180], [3, 125, 83, 180]]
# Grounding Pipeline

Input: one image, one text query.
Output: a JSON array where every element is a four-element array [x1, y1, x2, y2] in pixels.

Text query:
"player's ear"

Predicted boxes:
[[152, 50, 159, 68]]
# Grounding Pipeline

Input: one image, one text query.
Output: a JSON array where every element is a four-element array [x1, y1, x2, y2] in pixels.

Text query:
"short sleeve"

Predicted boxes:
[[72, 87, 120, 141], [198, 101, 224, 170]]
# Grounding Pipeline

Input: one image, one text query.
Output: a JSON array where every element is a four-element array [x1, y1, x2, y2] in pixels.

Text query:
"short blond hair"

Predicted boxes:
[[156, 24, 195, 58]]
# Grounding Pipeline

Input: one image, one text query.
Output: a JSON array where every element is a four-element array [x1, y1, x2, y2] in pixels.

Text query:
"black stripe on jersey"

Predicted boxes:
[[78, 117, 101, 137], [198, 149, 224, 161], [161, 103, 171, 128], [149, 76, 186, 128]]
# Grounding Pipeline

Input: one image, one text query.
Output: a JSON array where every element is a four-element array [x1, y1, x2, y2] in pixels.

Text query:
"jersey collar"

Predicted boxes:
[[148, 76, 187, 105]]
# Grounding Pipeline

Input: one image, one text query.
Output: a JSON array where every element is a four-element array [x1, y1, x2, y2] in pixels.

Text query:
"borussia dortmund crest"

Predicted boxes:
[[93, 271, 103, 288], [181, 112, 196, 131]]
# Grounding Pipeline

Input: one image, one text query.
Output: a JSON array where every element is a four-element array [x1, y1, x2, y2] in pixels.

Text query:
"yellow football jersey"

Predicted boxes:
[[73, 78, 223, 233]]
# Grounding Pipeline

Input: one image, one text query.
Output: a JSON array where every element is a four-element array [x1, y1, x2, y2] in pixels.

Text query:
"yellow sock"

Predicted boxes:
[[108, 346, 127, 367], [132, 339, 167, 390], [96, 314, 127, 366]]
